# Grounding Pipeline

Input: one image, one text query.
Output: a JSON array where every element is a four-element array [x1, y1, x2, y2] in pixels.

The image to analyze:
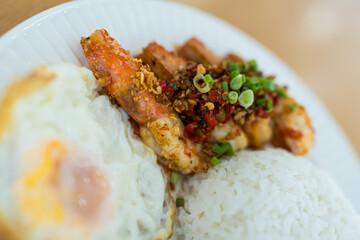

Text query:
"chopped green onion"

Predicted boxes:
[[212, 142, 235, 157], [242, 62, 249, 72], [249, 60, 258, 71], [242, 86, 250, 91], [228, 62, 241, 72], [244, 77, 262, 93], [230, 69, 240, 78], [238, 89, 254, 109], [255, 98, 273, 113], [193, 74, 211, 93], [260, 78, 275, 91], [176, 198, 184, 207], [170, 172, 179, 184], [255, 98, 266, 107], [212, 143, 223, 156], [222, 95, 228, 100], [230, 74, 245, 90], [204, 74, 214, 85], [255, 98, 267, 106], [245, 77, 259, 85], [290, 103, 298, 111], [210, 156, 221, 166], [275, 88, 287, 98], [221, 81, 229, 92], [228, 91, 239, 104], [226, 144, 235, 156], [226, 60, 232, 68]]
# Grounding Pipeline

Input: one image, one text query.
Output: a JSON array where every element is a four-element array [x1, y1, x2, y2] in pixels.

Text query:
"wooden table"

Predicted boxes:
[[1, 0, 359, 156]]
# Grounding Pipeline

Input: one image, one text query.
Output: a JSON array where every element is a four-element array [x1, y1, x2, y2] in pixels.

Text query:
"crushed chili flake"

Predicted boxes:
[[222, 104, 233, 124], [229, 104, 236, 113], [208, 90, 222, 103], [256, 107, 269, 118], [162, 164, 172, 171], [282, 128, 303, 138], [204, 111, 218, 130], [133, 126, 140, 135], [268, 91, 279, 106], [188, 104, 195, 115], [186, 132, 210, 142], [159, 80, 174, 99], [189, 92, 203, 99], [185, 122, 198, 134], [187, 65, 197, 79], [128, 118, 140, 135]]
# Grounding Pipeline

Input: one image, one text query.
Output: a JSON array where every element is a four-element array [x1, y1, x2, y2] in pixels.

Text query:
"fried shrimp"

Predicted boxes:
[[272, 97, 314, 156], [81, 29, 208, 174], [243, 118, 273, 149], [210, 120, 249, 151]]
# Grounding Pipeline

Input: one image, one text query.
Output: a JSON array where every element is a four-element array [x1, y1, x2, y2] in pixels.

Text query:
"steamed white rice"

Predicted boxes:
[[172, 149, 360, 240]]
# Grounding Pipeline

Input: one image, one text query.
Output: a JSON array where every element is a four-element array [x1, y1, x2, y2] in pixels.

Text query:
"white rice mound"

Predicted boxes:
[[172, 149, 360, 240]]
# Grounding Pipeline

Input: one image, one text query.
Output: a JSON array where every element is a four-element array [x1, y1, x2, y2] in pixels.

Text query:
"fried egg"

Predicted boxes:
[[0, 64, 174, 240]]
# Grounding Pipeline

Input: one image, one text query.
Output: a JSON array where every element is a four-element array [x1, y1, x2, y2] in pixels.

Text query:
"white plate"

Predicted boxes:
[[1, 0, 359, 212]]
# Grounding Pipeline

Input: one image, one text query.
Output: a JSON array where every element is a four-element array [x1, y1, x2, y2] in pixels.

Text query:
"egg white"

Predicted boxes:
[[0, 64, 172, 240]]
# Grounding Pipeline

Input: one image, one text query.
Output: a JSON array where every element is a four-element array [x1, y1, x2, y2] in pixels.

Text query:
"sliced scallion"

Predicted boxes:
[[290, 103, 298, 111], [226, 60, 232, 68], [265, 99, 273, 113], [170, 172, 179, 184], [229, 62, 241, 72], [204, 74, 214, 85], [275, 88, 287, 98], [249, 59, 258, 71], [210, 156, 221, 166], [255, 98, 267, 106], [224, 142, 236, 156], [244, 77, 261, 93], [230, 74, 244, 90], [228, 91, 239, 104], [242, 62, 249, 72], [221, 81, 229, 92], [238, 89, 254, 109], [212, 142, 235, 157], [230, 69, 240, 78], [260, 78, 275, 91], [193, 74, 211, 93], [212, 143, 223, 156], [255, 98, 273, 113]]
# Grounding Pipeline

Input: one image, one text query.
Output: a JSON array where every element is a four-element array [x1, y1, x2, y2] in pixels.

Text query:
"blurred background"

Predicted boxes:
[[1, 0, 359, 156]]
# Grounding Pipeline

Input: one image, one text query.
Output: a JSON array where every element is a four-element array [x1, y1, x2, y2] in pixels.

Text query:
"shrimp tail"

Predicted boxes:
[[81, 29, 171, 125]]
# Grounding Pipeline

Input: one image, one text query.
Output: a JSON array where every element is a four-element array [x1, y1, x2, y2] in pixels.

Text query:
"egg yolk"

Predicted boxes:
[[57, 160, 110, 220], [17, 140, 110, 227], [19, 140, 66, 223]]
